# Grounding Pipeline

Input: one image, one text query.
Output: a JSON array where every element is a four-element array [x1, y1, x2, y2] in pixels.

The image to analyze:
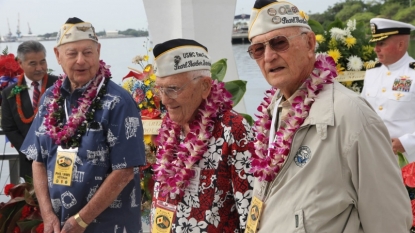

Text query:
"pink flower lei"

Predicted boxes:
[[153, 79, 233, 196], [251, 54, 337, 181], [44, 60, 111, 148]]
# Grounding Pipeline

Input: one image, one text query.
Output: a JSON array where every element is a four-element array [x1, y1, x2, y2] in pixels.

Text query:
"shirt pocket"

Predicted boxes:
[[363, 87, 379, 99], [294, 209, 307, 233], [386, 91, 415, 120]]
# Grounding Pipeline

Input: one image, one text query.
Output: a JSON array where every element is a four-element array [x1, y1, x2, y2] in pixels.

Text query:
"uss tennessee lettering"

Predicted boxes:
[[282, 16, 307, 24], [174, 59, 211, 70]]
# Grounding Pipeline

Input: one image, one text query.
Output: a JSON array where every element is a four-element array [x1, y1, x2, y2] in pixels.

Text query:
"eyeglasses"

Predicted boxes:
[[247, 32, 307, 60], [153, 76, 202, 99]]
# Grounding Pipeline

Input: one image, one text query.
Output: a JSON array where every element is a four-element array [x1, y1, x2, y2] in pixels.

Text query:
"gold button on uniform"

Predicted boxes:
[[379, 106, 383, 110], [382, 88, 386, 93], [387, 71, 391, 75]]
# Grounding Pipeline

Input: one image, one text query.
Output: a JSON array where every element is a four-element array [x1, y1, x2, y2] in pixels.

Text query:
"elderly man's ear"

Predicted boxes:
[[305, 32, 316, 57], [201, 76, 212, 99]]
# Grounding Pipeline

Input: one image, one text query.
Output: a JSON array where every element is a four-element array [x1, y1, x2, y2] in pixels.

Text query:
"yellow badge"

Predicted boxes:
[[152, 206, 175, 233], [245, 196, 264, 233], [53, 146, 77, 186]]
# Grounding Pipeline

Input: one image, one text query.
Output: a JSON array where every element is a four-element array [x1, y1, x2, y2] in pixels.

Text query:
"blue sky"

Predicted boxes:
[[0, 0, 340, 36]]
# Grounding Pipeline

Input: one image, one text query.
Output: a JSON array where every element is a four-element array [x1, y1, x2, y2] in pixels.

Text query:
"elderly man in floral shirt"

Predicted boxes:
[[20, 17, 145, 233], [150, 38, 254, 233]]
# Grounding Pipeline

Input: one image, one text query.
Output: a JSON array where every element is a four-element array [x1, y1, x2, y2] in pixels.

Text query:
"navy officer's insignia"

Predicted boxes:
[[294, 146, 311, 167]]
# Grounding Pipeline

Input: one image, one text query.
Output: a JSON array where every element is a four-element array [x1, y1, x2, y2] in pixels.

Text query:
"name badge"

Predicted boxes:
[[184, 167, 201, 193], [152, 201, 176, 233], [53, 146, 77, 186], [245, 196, 265, 233]]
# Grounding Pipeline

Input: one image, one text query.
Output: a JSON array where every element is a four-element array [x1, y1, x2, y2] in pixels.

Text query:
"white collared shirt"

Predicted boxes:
[[24, 75, 43, 104]]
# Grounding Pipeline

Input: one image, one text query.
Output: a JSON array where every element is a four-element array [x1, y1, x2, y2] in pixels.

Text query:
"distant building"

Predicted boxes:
[[232, 14, 249, 44], [106, 30, 119, 37], [233, 14, 249, 33]]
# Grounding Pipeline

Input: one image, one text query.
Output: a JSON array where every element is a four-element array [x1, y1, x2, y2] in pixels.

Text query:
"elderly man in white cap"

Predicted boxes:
[[361, 18, 415, 162], [150, 38, 255, 233], [245, 1, 412, 232], [20, 17, 145, 232]]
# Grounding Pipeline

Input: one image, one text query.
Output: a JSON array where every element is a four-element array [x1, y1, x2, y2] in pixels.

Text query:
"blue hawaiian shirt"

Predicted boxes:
[[21, 78, 145, 233]]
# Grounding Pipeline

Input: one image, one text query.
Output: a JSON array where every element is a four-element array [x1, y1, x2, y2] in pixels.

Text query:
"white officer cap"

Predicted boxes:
[[369, 18, 415, 42]]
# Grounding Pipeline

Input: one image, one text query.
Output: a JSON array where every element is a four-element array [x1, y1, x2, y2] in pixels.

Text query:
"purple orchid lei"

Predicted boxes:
[[44, 60, 111, 148], [251, 54, 337, 182], [153, 79, 233, 196]]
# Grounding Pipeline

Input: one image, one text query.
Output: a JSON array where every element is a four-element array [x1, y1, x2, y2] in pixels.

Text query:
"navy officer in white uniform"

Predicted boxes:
[[361, 18, 415, 161]]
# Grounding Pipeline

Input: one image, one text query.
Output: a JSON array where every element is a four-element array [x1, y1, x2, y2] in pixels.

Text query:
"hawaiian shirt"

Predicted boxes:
[[21, 78, 146, 233], [151, 110, 255, 233]]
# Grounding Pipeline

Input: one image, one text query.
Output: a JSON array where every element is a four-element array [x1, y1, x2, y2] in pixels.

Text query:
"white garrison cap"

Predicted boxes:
[[248, 0, 311, 41], [370, 18, 415, 42], [56, 17, 98, 46], [153, 39, 211, 78]]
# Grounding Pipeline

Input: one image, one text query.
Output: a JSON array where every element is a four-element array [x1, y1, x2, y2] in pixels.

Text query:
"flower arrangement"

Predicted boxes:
[[121, 38, 165, 223], [0, 47, 24, 104], [399, 153, 415, 232], [0, 180, 43, 233], [309, 18, 377, 93]]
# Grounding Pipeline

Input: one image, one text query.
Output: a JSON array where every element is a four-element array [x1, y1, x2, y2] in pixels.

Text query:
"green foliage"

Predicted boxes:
[[398, 151, 409, 168], [392, 6, 415, 22], [38, 32, 58, 39], [335, 2, 365, 21], [118, 29, 149, 37], [1, 47, 8, 55], [224, 80, 247, 107], [350, 12, 377, 25], [380, 2, 404, 19], [308, 19, 325, 35], [210, 59, 253, 125], [210, 59, 227, 82]]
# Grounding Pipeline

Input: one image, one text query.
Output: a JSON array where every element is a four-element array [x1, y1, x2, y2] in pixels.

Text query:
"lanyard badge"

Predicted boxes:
[[245, 196, 265, 233], [53, 146, 78, 186], [152, 200, 177, 233]]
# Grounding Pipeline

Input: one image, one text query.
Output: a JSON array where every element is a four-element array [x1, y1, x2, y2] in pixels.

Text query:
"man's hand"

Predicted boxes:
[[42, 212, 61, 233], [392, 138, 405, 154], [61, 216, 86, 233]]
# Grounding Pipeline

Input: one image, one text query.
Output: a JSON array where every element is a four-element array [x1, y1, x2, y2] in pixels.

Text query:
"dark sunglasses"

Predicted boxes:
[[247, 32, 307, 60]]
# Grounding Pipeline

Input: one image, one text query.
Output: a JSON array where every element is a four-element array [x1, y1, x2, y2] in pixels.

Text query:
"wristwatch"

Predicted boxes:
[[74, 213, 88, 228]]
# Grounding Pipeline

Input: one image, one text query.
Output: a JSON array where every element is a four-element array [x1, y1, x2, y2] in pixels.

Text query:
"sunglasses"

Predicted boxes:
[[247, 32, 307, 60]]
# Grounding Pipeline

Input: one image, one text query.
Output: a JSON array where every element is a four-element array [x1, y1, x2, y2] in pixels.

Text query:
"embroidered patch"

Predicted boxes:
[[392, 76, 412, 92], [294, 146, 311, 167]]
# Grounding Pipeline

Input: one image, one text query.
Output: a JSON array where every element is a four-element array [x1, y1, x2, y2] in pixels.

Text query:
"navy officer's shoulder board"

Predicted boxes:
[[365, 61, 382, 70]]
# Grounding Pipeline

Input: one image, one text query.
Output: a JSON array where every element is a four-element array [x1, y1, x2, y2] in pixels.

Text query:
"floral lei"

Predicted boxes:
[[8, 73, 48, 124], [153, 80, 233, 196], [251, 54, 337, 181], [44, 60, 111, 148]]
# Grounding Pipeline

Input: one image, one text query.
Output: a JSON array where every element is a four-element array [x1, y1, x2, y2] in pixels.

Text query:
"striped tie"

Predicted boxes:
[[32, 81, 40, 109]]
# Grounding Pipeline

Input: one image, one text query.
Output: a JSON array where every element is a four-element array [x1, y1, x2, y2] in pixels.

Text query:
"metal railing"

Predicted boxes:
[[0, 129, 20, 192]]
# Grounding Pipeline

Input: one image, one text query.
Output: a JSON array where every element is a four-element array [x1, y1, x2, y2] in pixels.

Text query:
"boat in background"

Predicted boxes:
[[232, 14, 249, 44]]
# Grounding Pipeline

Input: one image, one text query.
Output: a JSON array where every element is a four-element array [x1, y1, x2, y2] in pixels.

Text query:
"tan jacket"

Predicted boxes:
[[254, 81, 412, 233]]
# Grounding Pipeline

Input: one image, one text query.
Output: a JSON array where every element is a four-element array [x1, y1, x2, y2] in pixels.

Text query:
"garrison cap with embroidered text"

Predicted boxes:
[[153, 39, 211, 77], [369, 18, 415, 42], [248, 0, 311, 41], [56, 17, 98, 46]]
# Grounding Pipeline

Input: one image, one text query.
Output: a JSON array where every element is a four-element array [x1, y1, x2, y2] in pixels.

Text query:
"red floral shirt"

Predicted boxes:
[[151, 110, 255, 233]]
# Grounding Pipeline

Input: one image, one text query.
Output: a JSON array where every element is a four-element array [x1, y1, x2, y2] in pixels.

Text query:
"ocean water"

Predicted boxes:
[[0, 37, 269, 203], [0, 37, 269, 117]]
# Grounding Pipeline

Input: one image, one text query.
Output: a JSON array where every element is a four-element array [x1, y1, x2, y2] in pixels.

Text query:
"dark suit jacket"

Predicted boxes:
[[1, 74, 58, 178]]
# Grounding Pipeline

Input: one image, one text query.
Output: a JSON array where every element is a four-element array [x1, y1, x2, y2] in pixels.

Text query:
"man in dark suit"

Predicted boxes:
[[1, 40, 58, 180]]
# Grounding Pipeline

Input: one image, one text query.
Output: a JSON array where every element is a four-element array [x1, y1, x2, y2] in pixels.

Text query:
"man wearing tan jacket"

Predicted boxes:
[[245, 0, 412, 232]]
